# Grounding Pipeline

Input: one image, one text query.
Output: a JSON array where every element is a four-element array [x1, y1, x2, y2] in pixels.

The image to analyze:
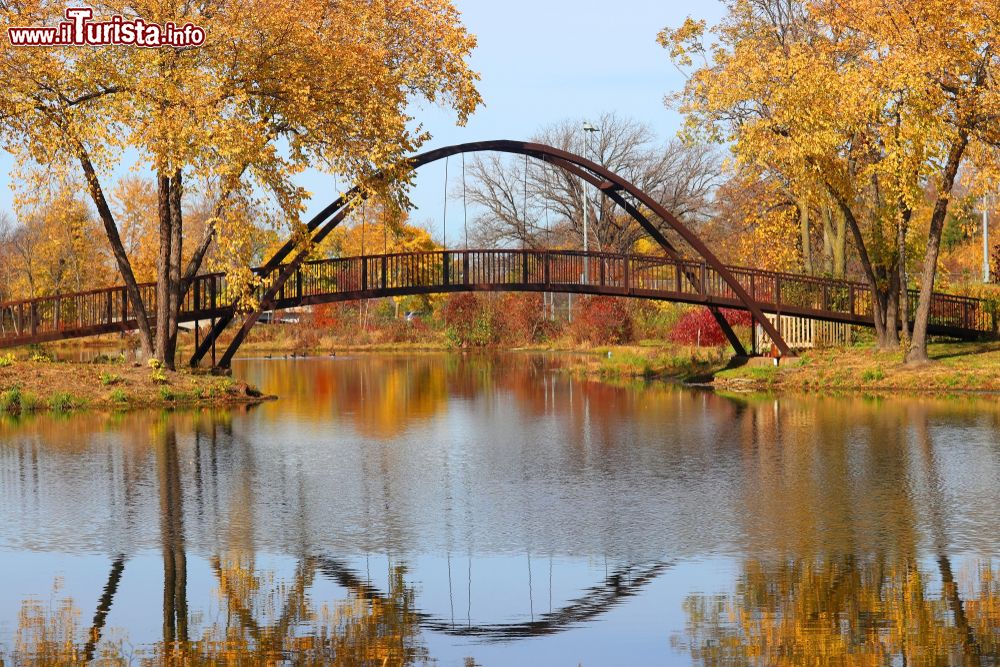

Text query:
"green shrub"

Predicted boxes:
[[0, 352, 15, 368], [0, 386, 41, 413], [49, 392, 78, 412], [159, 386, 176, 401], [100, 372, 125, 386], [861, 367, 886, 383], [109, 388, 128, 403], [0, 386, 23, 413]]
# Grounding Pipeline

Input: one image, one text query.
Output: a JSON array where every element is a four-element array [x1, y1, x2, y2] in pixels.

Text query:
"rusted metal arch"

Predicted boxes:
[[193, 140, 792, 368]]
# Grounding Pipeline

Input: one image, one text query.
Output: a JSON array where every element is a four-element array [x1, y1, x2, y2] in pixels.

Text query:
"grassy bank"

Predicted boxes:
[[0, 354, 270, 415], [544, 340, 1000, 395], [550, 343, 733, 382], [29, 330, 1000, 396], [713, 341, 1000, 393]]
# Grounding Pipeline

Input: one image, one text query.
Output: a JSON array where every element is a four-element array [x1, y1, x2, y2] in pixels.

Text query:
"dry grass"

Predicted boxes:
[[553, 344, 732, 382], [715, 341, 1000, 393]]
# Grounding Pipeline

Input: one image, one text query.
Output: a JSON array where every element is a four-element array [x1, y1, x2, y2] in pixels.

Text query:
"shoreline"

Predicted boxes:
[[0, 356, 273, 417], [8, 339, 1000, 410]]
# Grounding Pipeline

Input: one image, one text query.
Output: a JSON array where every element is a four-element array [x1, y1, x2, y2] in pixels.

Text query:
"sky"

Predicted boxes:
[[0, 0, 726, 240]]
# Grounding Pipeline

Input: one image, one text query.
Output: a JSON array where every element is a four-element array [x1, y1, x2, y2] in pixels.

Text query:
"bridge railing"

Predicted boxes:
[[1, 249, 996, 346], [0, 283, 155, 341]]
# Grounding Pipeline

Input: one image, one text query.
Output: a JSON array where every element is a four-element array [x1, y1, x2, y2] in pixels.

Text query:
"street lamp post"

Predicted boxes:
[[984, 194, 992, 283], [581, 122, 599, 283]]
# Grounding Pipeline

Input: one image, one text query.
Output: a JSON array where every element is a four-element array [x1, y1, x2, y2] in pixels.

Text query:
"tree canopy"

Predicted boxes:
[[0, 0, 481, 364], [661, 0, 1000, 360]]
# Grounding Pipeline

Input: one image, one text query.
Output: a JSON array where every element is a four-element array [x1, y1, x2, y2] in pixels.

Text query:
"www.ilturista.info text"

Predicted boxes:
[[8, 8, 205, 47]]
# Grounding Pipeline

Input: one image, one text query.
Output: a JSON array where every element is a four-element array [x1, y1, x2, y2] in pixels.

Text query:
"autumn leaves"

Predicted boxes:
[[0, 0, 482, 366]]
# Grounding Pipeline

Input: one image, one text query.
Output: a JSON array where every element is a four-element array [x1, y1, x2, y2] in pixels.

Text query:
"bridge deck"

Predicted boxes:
[[0, 249, 994, 349]]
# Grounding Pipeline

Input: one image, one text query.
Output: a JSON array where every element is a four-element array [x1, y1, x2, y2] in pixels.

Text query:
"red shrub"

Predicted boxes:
[[439, 293, 486, 345], [571, 296, 634, 345], [496, 293, 552, 345], [311, 302, 353, 330], [439, 293, 554, 346], [668, 307, 752, 346]]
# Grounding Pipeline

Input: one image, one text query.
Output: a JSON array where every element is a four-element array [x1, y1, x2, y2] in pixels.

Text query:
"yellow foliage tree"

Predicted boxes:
[[661, 0, 1000, 359], [0, 0, 481, 366], [4, 190, 113, 298]]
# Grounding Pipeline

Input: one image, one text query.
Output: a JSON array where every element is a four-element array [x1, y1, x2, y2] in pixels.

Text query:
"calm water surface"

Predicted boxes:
[[2, 352, 1000, 664]]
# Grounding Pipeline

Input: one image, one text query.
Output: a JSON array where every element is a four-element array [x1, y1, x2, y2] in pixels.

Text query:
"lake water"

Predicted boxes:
[[2, 352, 1000, 664]]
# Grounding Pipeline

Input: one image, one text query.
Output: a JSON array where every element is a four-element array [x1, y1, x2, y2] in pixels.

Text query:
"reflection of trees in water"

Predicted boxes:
[[678, 396, 1000, 664], [9, 360, 1000, 663], [242, 352, 746, 445], [677, 556, 1000, 664], [10, 559, 431, 665], [7, 417, 432, 665]]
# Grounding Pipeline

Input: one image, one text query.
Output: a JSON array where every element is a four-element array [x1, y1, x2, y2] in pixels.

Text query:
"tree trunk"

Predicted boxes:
[[78, 151, 154, 357], [881, 265, 900, 350], [836, 198, 895, 348], [166, 170, 183, 370], [821, 205, 847, 277], [898, 204, 912, 343], [822, 207, 834, 275], [156, 173, 172, 365], [799, 199, 813, 274], [907, 133, 969, 365], [833, 207, 847, 278]]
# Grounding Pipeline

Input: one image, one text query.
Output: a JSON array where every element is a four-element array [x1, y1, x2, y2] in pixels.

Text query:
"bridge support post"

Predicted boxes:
[[709, 306, 748, 357], [443, 251, 450, 286], [463, 252, 470, 286]]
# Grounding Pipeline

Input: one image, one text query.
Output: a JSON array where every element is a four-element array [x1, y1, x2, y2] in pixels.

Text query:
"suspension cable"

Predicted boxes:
[[523, 154, 529, 248], [543, 161, 551, 247], [462, 153, 468, 250], [443, 156, 449, 249]]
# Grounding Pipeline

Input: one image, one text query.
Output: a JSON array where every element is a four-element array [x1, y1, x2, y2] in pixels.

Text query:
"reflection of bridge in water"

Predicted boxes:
[[6, 364, 1000, 660], [317, 555, 672, 641]]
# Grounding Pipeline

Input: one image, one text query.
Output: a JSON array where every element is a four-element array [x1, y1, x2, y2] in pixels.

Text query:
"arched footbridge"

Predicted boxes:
[[0, 141, 995, 366], [0, 248, 992, 361]]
